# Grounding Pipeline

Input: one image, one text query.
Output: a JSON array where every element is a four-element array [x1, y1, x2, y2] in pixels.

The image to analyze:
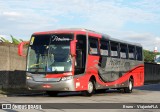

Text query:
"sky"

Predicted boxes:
[[0, 0, 160, 51]]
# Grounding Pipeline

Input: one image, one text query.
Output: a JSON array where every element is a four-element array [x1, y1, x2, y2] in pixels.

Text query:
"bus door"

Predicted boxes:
[[74, 35, 87, 75]]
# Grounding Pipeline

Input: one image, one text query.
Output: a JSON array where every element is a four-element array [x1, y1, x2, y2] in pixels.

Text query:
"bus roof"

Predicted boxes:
[[102, 34, 142, 47], [33, 28, 142, 47]]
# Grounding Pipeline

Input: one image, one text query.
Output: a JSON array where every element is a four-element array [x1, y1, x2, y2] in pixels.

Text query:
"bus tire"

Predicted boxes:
[[46, 91, 59, 97], [83, 80, 95, 96], [124, 79, 133, 93]]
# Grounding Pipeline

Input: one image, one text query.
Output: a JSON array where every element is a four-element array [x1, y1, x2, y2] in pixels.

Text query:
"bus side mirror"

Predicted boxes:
[[18, 41, 29, 57], [70, 40, 77, 56]]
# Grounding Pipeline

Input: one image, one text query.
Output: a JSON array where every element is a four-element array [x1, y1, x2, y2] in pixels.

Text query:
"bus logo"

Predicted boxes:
[[52, 35, 70, 41]]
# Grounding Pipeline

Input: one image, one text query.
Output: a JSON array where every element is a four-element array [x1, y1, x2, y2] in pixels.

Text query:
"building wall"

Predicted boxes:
[[0, 43, 27, 88], [0, 43, 26, 71]]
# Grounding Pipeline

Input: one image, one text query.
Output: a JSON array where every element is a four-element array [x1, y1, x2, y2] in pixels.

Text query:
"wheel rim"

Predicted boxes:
[[88, 81, 93, 93], [129, 81, 132, 90]]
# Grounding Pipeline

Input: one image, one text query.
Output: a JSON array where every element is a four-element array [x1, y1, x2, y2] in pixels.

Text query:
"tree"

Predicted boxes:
[[143, 49, 160, 63], [0, 35, 23, 45], [10, 35, 21, 45], [0, 36, 10, 43]]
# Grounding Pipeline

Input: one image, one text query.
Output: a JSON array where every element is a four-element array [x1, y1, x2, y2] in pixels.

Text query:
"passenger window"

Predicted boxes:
[[120, 44, 127, 59], [100, 40, 109, 56], [136, 47, 143, 61], [110, 42, 119, 58], [89, 37, 99, 55], [128, 45, 135, 60]]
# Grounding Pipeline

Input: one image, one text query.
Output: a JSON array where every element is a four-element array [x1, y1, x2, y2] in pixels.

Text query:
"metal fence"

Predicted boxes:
[[0, 70, 26, 89], [144, 62, 160, 83]]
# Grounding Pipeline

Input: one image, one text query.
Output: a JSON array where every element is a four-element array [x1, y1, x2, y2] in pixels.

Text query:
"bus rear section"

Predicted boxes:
[[18, 29, 144, 96]]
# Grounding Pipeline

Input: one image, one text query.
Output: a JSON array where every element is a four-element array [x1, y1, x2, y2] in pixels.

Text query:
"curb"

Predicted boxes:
[[0, 94, 7, 97]]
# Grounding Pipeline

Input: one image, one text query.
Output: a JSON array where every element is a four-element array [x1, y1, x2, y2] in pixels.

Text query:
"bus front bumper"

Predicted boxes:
[[26, 79, 76, 91]]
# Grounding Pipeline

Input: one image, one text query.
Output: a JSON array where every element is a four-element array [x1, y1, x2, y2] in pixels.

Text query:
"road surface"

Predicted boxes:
[[0, 84, 160, 112]]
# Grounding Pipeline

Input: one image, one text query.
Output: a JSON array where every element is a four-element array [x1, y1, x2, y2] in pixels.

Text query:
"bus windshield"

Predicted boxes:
[[27, 34, 73, 73]]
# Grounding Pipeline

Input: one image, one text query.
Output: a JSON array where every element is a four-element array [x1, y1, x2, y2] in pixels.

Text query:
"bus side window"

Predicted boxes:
[[128, 45, 135, 60], [89, 37, 99, 55], [136, 47, 142, 61], [100, 40, 109, 56], [110, 42, 119, 58], [120, 44, 127, 59]]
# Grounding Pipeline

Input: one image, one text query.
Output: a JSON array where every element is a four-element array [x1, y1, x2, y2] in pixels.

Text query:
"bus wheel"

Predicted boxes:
[[46, 91, 59, 97], [124, 79, 133, 93], [83, 80, 95, 96]]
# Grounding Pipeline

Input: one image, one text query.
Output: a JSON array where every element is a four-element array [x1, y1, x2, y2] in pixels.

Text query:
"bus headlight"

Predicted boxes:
[[26, 76, 33, 80], [61, 76, 73, 81]]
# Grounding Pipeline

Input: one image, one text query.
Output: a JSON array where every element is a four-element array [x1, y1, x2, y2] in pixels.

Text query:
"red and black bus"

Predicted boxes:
[[18, 28, 144, 96]]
